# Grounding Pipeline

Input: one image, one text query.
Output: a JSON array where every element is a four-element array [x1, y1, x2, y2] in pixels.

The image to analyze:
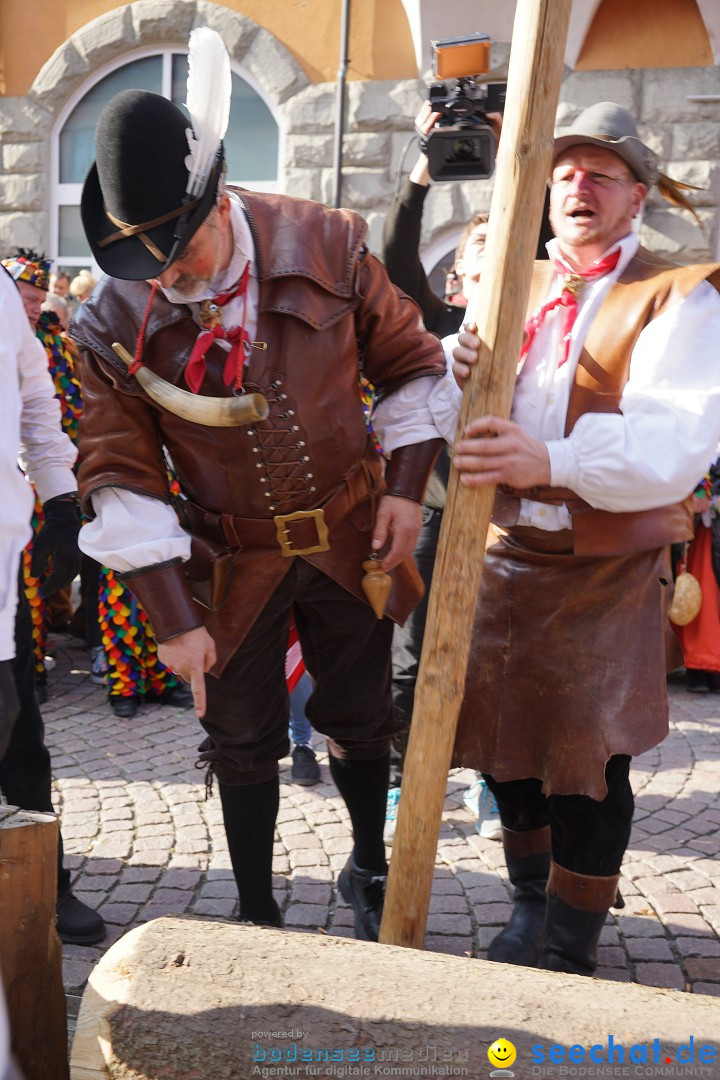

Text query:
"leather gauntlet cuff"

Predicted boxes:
[[384, 438, 444, 504], [121, 559, 203, 643]]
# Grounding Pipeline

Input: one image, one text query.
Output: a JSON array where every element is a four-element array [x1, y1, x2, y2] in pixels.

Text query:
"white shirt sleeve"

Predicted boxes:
[[546, 281, 720, 511], [18, 334, 78, 502], [0, 275, 34, 659], [79, 487, 192, 573], [372, 332, 465, 453]]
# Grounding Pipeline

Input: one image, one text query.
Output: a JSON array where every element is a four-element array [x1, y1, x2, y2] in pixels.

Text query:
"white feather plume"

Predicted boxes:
[[184, 27, 232, 198]]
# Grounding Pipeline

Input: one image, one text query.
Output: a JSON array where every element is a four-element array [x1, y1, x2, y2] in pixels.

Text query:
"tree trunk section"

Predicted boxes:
[[70, 917, 720, 1080], [380, 0, 572, 949], [0, 805, 68, 1080]]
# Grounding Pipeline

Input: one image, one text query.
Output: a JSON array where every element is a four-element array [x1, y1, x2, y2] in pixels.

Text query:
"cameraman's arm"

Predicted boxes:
[[382, 104, 447, 329]]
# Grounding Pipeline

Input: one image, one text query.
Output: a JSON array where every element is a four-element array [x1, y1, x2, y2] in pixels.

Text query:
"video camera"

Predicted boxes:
[[419, 33, 506, 182]]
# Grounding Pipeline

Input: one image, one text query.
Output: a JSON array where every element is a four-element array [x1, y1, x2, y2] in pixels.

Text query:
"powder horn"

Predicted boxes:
[[112, 342, 269, 427]]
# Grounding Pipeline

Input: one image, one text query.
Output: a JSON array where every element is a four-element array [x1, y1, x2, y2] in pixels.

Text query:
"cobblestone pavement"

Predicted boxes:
[[38, 632, 720, 1013]]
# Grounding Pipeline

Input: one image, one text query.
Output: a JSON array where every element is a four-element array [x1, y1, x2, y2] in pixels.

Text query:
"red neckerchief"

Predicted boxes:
[[520, 248, 621, 368], [185, 262, 251, 394]]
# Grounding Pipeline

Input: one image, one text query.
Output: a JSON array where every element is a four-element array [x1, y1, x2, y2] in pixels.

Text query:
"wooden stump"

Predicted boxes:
[[71, 916, 719, 1080], [0, 805, 68, 1080]]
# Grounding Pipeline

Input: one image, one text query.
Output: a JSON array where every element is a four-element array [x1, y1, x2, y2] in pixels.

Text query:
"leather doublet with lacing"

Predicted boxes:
[[72, 190, 445, 672]]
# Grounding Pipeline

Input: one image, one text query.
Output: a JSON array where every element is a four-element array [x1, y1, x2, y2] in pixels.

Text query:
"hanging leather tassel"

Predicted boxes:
[[361, 555, 392, 620]]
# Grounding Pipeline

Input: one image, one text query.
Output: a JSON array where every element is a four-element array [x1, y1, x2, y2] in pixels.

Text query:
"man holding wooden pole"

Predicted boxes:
[[439, 100, 720, 976]]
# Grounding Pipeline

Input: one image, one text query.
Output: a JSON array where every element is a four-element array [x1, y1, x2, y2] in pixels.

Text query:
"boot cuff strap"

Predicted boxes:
[[547, 861, 620, 913], [501, 824, 551, 858]]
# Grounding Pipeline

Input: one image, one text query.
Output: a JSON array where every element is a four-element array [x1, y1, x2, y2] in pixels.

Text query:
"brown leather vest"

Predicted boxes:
[[494, 247, 720, 556], [72, 190, 446, 671]]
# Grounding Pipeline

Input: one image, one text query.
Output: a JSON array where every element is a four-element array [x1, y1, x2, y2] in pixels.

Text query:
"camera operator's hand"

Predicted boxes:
[[410, 101, 443, 187], [486, 111, 503, 145]]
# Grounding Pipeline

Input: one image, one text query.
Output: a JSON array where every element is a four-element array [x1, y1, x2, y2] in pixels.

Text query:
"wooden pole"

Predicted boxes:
[[380, 0, 572, 949], [0, 805, 69, 1080]]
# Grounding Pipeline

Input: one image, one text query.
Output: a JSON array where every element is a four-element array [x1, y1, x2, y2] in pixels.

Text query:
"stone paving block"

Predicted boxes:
[[652, 894, 701, 915], [128, 848, 171, 865], [597, 945, 626, 966], [147, 889, 193, 911], [595, 967, 632, 982], [284, 903, 328, 928], [424, 935, 472, 957], [83, 858, 124, 876], [666, 913, 717, 936], [111, 883, 154, 904], [290, 848, 330, 868], [133, 835, 173, 852], [285, 833, 322, 850], [684, 957, 720, 981], [200, 879, 238, 899], [290, 882, 332, 905], [62, 956, 96, 996], [467, 902, 512, 926], [428, 892, 470, 914], [192, 898, 237, 918], [665, 870, 714, 890], [633, 962, 686, 989], [119, 866, 163, 884], [616, 914, 666, 937], [693, 982, 720, 995], [99, 902, 142, 924], [426, 913, 472, 936], [675, 935, 720, 956], [431, 876, 465, 896], [625, 936, 675, 961]]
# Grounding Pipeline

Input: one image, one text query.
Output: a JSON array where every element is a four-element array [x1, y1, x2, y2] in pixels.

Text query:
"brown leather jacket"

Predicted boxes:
[[72, 190, 446, 673], [494, 246, 720, 555]]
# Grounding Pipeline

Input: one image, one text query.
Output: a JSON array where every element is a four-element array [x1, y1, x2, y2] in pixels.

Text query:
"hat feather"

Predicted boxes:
[[184, 27, 232, 199]]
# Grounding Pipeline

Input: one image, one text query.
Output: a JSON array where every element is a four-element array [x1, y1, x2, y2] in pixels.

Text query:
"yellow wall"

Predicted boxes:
[[0, 0, 418, 96], [577, 0, 712, 70]]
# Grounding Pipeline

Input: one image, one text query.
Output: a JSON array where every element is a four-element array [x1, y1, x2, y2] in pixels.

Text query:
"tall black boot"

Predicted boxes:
[[486, 825, 550, 967], [218, 778, 282, 926], [539, 860, 620, 976]]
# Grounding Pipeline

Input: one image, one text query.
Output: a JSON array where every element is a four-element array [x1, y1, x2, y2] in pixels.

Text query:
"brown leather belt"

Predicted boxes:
[[182, 455, 383, 557]]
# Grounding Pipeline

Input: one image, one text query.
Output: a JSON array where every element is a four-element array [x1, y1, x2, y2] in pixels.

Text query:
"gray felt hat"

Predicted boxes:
[[553, 101, 658, 186]]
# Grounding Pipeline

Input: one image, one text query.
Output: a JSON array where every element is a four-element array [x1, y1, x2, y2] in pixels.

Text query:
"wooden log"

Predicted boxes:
[[0, 805, 68, 1080], [380, 0, 572, 949], [70, 916, 720, 1080]]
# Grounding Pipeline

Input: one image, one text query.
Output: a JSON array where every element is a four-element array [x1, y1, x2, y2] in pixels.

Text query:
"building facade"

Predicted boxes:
[[1, 0, 719, 284]]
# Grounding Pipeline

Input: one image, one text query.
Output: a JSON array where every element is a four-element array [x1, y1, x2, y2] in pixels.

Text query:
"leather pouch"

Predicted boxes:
[[183, 532, 235, 611]]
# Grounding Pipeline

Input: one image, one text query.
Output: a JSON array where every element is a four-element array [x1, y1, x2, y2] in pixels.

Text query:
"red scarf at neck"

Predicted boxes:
[[520, 248, 621, 368], [185, 263, 251, 394]]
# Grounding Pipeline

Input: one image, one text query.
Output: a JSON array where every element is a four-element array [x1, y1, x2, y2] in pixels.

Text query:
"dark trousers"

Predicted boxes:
[[389, 504, 442, 784], [0, 565, 68, 894], [483, 754, 634, 877], [200, 559, 400, 785]]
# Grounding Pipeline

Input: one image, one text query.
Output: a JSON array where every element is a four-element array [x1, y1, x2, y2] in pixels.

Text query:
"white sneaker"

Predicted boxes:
[[463, 774, 502, 841], [89, 646, 107, 686], [383, 787, 401, 845]]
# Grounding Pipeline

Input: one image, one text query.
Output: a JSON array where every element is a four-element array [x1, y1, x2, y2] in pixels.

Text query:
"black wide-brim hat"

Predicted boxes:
[[81, 89, 223, 281]]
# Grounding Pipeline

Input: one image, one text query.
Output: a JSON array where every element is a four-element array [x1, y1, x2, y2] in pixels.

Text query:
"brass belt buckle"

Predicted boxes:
[[274, 508, 330, 557]]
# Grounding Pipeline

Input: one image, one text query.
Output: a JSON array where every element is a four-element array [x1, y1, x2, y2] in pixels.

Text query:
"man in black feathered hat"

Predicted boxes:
[[71, 28, 448, 939]]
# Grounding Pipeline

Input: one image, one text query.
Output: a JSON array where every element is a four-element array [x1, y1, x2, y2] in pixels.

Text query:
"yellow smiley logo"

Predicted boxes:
[[488, 1039, 517, 1069]]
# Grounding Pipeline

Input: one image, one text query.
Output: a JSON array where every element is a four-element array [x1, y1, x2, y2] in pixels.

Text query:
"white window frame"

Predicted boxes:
[[50, 45, 284, 274]]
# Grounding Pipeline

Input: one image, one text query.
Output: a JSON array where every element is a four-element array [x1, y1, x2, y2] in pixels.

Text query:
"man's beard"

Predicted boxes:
[[162, 272, 216, 305]]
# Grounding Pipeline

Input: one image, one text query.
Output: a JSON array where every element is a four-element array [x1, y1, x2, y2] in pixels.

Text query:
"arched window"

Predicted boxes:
[[51, 49, 280, 277]]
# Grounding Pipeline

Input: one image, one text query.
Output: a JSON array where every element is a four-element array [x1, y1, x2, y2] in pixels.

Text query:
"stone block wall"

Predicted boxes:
[[0, 3, 718, 267]]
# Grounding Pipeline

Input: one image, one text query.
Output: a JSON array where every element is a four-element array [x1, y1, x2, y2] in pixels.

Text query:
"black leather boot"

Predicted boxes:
[[486, 825, 550, 967], [539, 861, 620, 976]]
